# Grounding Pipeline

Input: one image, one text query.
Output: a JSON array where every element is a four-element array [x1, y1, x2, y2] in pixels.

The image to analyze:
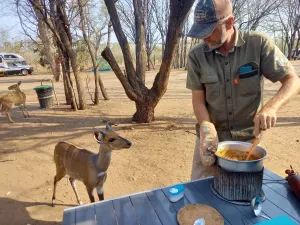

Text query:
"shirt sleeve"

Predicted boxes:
[[186, 51, 204, 90], [260, 35, 295, 82]]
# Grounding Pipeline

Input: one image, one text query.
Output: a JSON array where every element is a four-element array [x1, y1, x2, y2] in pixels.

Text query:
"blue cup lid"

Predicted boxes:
[[168, 184, 185, 196]]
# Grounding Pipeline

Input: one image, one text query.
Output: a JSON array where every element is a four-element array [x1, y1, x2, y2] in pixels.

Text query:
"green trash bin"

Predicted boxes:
[[34, 85, 53, 108]]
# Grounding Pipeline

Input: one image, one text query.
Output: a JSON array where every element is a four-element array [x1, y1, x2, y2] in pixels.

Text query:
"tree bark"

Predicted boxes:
[[133, 0, 147, 83], [62, 57, 77, 110], [133, 99, 156, 123], [180, 32, 185, 68], [183, 34, 188, 68], [32, 0, 56, 78], [56, 2, 86, 109], [107, 20, 113, 48]]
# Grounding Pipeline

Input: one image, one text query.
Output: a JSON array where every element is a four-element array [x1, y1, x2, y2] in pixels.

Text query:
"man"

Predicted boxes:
[[186, 0, 300, 180]]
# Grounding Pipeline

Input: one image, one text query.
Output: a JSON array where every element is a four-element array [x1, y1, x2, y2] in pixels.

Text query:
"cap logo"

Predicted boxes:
[[195, 10, 207, 22]]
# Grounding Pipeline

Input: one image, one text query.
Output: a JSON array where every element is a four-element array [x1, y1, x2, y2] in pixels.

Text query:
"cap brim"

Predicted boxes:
[[187, 22, 218, 39]]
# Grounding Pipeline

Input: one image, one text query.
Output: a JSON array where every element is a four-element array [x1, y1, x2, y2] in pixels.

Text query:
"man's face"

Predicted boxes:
[[203, 23, 228, 49]]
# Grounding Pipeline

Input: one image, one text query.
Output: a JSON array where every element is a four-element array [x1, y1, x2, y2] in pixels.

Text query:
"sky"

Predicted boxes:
[[0, 1, 119, 43], [0, 1, 27, 41]]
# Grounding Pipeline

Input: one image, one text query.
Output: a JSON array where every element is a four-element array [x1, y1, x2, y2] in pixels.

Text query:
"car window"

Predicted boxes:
[[0, 57, 2, 63], [4, 54, 18, 59]]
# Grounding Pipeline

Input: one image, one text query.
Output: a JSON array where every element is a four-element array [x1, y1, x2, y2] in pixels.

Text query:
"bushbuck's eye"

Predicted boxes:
[[108, 138, 116, 142]]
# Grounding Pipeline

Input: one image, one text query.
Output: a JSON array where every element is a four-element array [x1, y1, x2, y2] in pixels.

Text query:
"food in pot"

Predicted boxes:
[[216, 149, 260, 161]]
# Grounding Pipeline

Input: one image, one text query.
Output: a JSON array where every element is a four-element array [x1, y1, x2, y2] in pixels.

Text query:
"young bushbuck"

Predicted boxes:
[[0, 81, 29, 123], [51, 123, 132, 206]]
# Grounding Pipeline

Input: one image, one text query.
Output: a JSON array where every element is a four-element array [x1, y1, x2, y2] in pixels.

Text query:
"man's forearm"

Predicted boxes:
[[263, 74, 300, 111], [192, 94, 210, 124], [192, 90, 210, 124]]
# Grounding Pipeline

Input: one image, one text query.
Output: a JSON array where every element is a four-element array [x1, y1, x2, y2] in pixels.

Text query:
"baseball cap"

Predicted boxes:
[[187, 0, 233, 39]]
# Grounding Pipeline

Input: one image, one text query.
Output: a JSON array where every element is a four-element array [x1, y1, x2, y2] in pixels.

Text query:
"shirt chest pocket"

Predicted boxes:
[[201, 74, 220, 101], [237, 66, 261, 96]]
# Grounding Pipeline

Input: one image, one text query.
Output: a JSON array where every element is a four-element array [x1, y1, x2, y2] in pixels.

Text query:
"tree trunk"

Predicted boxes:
[[32, 0, 56, 78], [96, 61, 109, 100], [62, 58, 77, 110], [56, 3, 86, 109], [150, 59, 155, 70], [162, 39, 165, 58], [103, 0, 196, 123], [54, 57, 62, 82], [98, 74, 109, 100], [133, 0, 147, 84], [132, 100, 156, 123], [183, 35, 188, 68], [62, 70, 71, 104], [147, 52, 151, 71], [180, 33, 184, 68], [78, 0, 101, 105], [107, 20, 113, 47], [93, 70, 100, 104]]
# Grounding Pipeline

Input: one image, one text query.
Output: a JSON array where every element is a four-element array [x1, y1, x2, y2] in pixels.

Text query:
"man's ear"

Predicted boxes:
[[225, 16, 235, 29]]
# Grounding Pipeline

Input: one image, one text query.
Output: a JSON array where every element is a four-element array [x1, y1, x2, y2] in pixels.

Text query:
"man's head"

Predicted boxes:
[[188, 0, 234, 48]]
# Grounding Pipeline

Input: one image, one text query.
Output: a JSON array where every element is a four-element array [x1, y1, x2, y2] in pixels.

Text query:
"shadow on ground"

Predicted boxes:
[[0, 197, 75, 225]]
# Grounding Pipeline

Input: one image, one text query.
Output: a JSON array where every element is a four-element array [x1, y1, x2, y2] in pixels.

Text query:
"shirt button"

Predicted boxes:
[[227, 96, 231, 99], [229, 112, 232, 115], [225, 62, 229, 65]]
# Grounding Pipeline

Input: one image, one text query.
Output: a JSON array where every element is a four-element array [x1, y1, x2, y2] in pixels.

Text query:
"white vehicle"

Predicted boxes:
[[0, 53, 27, 65], [0, 53, 34, 76]]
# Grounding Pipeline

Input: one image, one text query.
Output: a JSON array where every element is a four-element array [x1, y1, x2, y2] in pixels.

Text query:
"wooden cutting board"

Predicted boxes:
[[177, 204, 224, 225]]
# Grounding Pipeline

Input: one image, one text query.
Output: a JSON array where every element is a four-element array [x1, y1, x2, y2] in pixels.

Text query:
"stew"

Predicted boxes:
[[216, 149, 260, 161]]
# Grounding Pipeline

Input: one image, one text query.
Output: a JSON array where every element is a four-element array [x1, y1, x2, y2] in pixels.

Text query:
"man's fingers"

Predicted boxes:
[[266, 116, 272, 129], [271, 116, 277, 127], [207, 145, 217, 153], [260, 114, 267, 130]]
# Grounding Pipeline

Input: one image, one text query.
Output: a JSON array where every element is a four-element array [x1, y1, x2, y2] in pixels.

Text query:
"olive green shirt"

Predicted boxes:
[[186, 28, 295, 142]]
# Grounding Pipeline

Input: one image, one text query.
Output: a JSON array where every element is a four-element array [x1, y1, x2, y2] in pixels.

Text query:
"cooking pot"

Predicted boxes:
[[215, 141, 267, 172]]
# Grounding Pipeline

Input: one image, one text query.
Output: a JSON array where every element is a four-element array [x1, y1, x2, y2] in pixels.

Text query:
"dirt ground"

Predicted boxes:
[[0, 61, 299, 225]]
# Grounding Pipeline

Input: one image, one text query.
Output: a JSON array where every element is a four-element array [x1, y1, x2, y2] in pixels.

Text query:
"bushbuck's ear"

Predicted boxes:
[[94, 130, 106, 143], [105, 122, 112, 131], [8, 84, 16, 90], [17, 81, 22, 86]]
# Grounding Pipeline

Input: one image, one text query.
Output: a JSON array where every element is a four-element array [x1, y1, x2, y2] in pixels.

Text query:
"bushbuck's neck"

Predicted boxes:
[[96, 144, 112, 172], [12, 87, 21, 92]]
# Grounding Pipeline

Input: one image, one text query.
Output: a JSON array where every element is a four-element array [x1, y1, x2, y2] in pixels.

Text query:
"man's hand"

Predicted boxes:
[[199, 121, 218, 166], [254, 107, 277, 137]]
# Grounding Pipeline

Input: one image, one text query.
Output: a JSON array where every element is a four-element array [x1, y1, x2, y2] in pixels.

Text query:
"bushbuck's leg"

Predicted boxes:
[[5, 111, 14, 123], [69, 177, 83, 205], [97, 186, 104, 201], [4, 105, 14, 123], [23, 104, 30, 117], [19, 105, 26, 118], [52, 169, 66, 207], [86, 186, 95, 203]]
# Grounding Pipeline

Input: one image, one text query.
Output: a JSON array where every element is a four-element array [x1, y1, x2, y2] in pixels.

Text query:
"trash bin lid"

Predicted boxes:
[[34, 85, 52, 90]]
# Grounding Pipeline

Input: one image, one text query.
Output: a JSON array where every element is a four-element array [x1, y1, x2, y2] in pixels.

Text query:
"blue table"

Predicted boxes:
[[62, 168, 300, 225]]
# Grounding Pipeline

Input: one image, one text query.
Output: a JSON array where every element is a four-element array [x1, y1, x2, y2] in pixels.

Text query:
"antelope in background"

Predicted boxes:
[[52, 123, 132, 206], [0, 81, 29, 123]]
